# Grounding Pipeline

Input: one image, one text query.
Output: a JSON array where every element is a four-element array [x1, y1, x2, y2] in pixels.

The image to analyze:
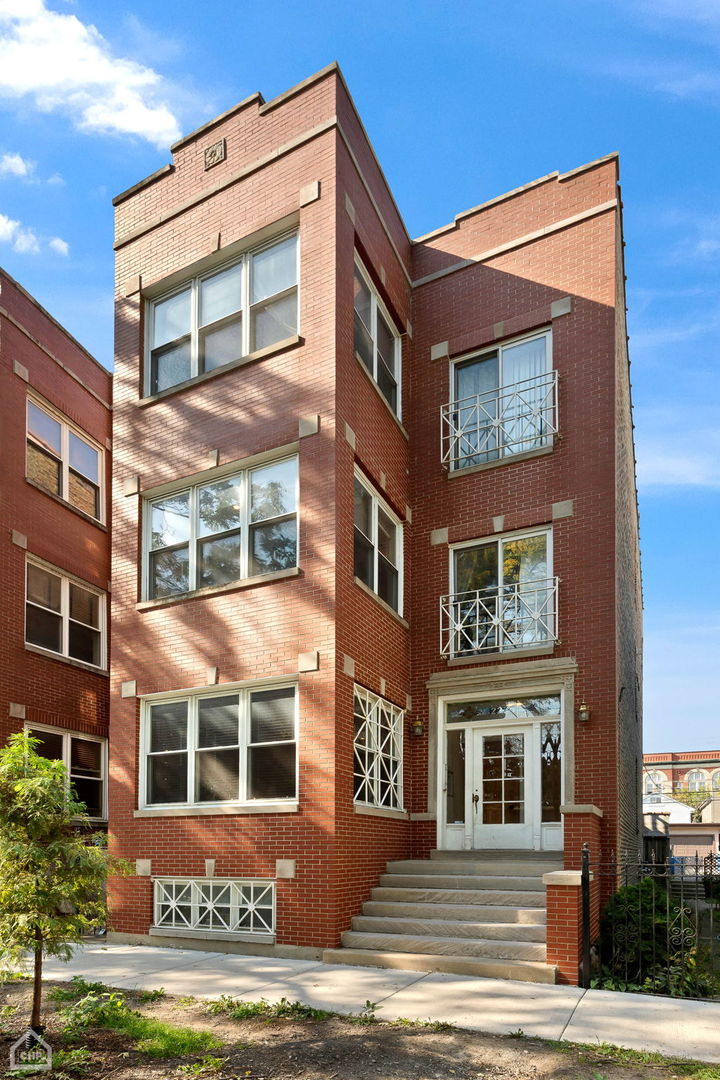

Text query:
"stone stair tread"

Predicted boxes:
[[371, 886, 546, 907], [352, 915, 546, 942], [379, 873, 546, 892], [322, 947, 556, 983], [342, 930, 546, 961], [387, 859, 559, 877], [362, 900, 546, 923]]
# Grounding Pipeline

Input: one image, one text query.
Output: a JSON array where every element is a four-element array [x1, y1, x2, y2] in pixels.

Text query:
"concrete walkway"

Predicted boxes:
[[42, 942, 720, 1064]]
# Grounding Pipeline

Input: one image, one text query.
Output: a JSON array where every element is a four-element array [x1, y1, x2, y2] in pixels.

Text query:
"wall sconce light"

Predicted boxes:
[[578, 702, 590, 723], [411, 718, 425, 737]]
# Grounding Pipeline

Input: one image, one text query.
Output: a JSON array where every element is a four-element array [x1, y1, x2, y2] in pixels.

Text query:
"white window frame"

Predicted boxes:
[[25, 556, 107, 671], [26, 396, 105, 523], [644, 770, 667, 795], [686, 769, 708, 792], [139, 681, 298, 811], [145, 231, 299, 396], [353, 685, 404, 811], [152, 877, 275, 939], [353, 470, 404, 616], [24, 723, 107, 821], [142, 453, 299, 601], [353, 256, 402, 418]]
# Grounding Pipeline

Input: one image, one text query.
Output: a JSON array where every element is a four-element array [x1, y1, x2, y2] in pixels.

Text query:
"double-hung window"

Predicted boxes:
[[143, 685, 297, 808], [353, 686, 404, 810], [146, 456, 297, 600], [26, 399, 103, 520], [27, 726, 106, 819], [353, 259, 401, 415], [25, 559, 105, 668], [353, 473, 402, 614], [147, 233, 298, 395]]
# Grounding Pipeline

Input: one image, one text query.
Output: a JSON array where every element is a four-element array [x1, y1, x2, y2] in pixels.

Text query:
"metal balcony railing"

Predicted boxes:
[[441, 370, 558, 470], [440, 577, 559, 657]]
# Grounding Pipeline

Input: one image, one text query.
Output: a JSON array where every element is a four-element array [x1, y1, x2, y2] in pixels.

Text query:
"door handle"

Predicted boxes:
[[472, 792, 480, 814]]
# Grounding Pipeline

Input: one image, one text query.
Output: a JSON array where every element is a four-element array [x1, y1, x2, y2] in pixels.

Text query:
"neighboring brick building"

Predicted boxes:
[[108, 63, 642, 985], [0, 267, 111, 824], [643, 751, 720, 859]]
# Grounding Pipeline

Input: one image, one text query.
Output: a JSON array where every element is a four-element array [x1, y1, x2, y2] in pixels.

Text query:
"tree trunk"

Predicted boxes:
[[30, 927, 43, 1034]]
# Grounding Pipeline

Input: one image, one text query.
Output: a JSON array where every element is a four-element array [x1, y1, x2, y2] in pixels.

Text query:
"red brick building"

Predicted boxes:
[[0, 267, 111, 823], [108, 64, 642, 984]]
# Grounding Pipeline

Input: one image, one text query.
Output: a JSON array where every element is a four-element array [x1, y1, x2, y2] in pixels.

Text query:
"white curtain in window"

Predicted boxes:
[[501, 337, 548, 453]]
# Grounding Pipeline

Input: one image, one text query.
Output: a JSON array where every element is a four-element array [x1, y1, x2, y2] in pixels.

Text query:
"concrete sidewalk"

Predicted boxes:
[[42, 942, 720, 1064]]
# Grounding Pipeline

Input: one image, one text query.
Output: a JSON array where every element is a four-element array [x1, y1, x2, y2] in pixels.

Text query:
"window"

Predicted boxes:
[[154, 878, 274, 936], [147, 233, 298, 395], [441, 529, 556, 656], [146, 456, 297, 600], [353, 686, 403, 810], [25, 560, 105, 668], [686, 770, 708, 792], [142, 685, 297, 808], [442, 331, 557, 470], [27, 726, 106, 819], [353, 473, 402, 613], [644, 771, 667, 795], [353, 258, 401, 415], [26, 399, 103, 520]]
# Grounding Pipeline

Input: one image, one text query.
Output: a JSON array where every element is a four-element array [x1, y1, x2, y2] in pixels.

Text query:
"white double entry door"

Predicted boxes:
[[440, 696, 563, 852]]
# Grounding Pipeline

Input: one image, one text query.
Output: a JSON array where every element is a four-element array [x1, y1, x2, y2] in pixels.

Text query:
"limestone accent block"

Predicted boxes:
[[343, 655, 356, 678], [205, 859, 216, 878], [206, 666, 218, 685], [405, 505, 412, 524], [552, 499, 574, 520], [299, 180, 320, 207], [344, 423, 356, 449], [120, 680, 137, 699], [276, 859, 296, 879], [11, 530, 27, 549], [298, 414, 320, 438], [12, 360, 28, 381], [135, 859, 152, 877], [9, 703, 26, 720], [430, 342, 449, 361], [405, 694, 412, 711], [206, 449, 220, 468], [551, 296, 573, 319], [493, 321, 505, 339], [492, 515, 505, 533], [345, 193, 356, 224], [298, 650, 319, 672], [430, 527, 448, 546], [123, 475, 140, 497], [379, 677, 387, 696]]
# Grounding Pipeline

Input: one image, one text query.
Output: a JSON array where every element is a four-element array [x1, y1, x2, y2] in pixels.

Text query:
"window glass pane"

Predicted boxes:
[[251, 460, 296, 521], [250, 519, 296, 574], [198, 696, 239, 748], [455, 354, 499, 400], [71, 738, 102, 777], [28, 728, 64, 760], [251, 235, 297, 303], [501, 336, 547, 386], [200, 264, 242, 326], [27, 564, 61, 610], [68, 471, 99, 518], [150, 701, 188, 752], [251, 291, 297, 351], [354, 311, 373, 371], [376, 358, 398, 412], [27, 442, 61, 496], [541, 721, 562, 823], [198, 533, 242, 589], [200, 317, 242, 372], [71, 777, 103, 817], [27, 402, 62, 454], [26, 605, 62, 652], [455, 543, 498, 593], [69, 433, 99, 483], [502, 534, 547, 585], [151, 340, 191, 394], [150, 547, 189, 598], [248, 743, 296, 799], [148, 754, 187, 804], [251, 688, 295, 743], [198, 477, 242, 536], [354, 529, 373, 588], [69, 585, 99, 627], [152, 289, 191, 348], [377, 556, 398, 611], [353, 268, 372, 331], [354, 479, 372, 538], [151, 493, 190, 549], [196, 748, 239, 802], [376, 310, 396, 375], [377, 508, 396, 565], [68, 622, 101, 665]]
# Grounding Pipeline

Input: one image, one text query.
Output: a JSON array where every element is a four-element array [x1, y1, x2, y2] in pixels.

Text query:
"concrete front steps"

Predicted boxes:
[[323, 850, 563, 984]]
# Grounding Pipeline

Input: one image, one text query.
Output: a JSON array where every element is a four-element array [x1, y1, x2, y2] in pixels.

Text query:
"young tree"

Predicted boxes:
[[0, 732, 110, 1032]]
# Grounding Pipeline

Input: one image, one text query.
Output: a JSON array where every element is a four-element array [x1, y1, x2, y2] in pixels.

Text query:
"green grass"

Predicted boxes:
[[390, 1016, 455, 1031], [48, 976, 109, 1002], [205, 994, 334, 1022], [177, 1056, 225, 1076], [545, 1038, 720, 1078], [136, 986, 166, 1003]]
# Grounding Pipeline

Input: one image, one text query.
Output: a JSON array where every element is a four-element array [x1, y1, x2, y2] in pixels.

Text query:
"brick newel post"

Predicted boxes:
[[544, 805, 603, 985]]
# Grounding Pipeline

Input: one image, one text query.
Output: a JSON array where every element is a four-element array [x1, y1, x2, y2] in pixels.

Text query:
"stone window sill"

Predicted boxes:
[[25, 479, 107, 530], [134, 802, 299, 818], [354, 354, 409, 439], [446, 642, 555, 667], [25, 642, 109, 677], [353, 576, 409, 628], [446, 444, 554, 479], [149, 927, 275, 944], [137, 566, 301, 611], [353, 804, 409, 820]]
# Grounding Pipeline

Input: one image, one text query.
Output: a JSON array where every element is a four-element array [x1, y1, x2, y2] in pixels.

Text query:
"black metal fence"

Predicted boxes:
[[582, 847, 720, 998]]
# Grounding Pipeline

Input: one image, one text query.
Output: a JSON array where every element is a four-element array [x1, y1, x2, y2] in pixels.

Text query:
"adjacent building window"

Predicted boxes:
[[686, 769, 708, 792], [441, 529, 556, 656], [27, 726, 106, 819], [154, 878, 275, 936], [353, 686, 403, 810], [147, 233, 298, 395], [353, 258, 401, 415], [26, 399, 103, 520], [353, 473, 402, 613], [146, 456, 297, 600], [25, 559, 105, 668], [142, 685, 297, 808], [644, 771, 667, 795]]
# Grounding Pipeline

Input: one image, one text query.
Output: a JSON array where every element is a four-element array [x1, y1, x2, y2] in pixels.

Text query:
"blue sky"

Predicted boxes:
[[0, 0, 717, 752]]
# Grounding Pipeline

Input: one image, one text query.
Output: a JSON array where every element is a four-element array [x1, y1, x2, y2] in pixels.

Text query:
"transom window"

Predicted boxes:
[[353, 258, 401, 415], [146, 456, 297, 600], [154, 878, 275, 937], [353, 686, 404, 810], [353, 473, 402, 614], [26, 399, 103, 520], [27, 726, 106, 819], [143, 685, 297, 808], [25, 559, 105, 668], [147, 233, 298, 395]]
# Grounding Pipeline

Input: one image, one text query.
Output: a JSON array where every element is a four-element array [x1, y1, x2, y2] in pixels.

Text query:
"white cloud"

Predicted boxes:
[[635, 406, 720, 489], [47, 172, 63, 185], [602, 57, 720, 104], [0, 151, 33, 177], [48, 235, 68, 255], [0, 1, 182, 148]]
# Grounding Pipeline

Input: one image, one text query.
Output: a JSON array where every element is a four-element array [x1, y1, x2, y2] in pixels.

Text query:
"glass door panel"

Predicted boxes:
[[481, 733, 525, 825]]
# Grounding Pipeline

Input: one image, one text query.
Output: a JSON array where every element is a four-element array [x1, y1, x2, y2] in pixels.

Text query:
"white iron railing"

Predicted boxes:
[[440, 578, 559, 657], [441, 370, 558, 470]]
